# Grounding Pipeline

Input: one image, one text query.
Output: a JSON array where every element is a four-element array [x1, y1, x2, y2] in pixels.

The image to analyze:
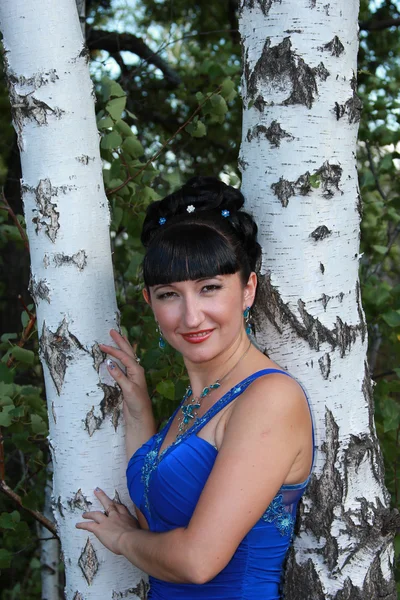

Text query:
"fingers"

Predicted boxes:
[[110, 329, 137, 359], [94, 488, 125, 514]]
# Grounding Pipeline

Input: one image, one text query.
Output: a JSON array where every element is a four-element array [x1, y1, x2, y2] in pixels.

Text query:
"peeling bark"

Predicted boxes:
[[247, 121, 294, 146], [111, 581, 150, 600], [239, 0, 281, 17], [311, 225, 332, 241], [22, 179, 63, 242], [40, 319, 86, 395], [67, 489, 92, 512], [322, 36, 345, 57], [78, 538, 99, 585], [29, 274, 51, 303]]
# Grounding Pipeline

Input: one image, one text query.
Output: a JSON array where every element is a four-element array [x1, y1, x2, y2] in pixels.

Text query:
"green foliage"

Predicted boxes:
[[0, 0, 400, 596]]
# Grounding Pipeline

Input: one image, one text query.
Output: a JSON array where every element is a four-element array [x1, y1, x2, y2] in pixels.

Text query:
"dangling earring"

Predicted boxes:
[[157, 323, 166, 349], [244, 307, 252, 336]]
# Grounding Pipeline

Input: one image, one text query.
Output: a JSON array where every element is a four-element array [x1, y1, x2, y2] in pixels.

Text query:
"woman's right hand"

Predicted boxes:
[[99, 329, 152, 421]]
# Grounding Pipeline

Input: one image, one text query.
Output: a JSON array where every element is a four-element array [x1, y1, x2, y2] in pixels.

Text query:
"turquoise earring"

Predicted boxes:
[[244, 307, 252, 335], [157, 323, 166, 349]]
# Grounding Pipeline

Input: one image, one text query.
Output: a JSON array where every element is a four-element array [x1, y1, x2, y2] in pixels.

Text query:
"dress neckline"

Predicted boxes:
[[156, 369, 290, 461]]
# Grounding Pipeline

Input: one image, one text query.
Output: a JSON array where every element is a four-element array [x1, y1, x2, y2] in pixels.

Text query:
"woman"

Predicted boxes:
[[76, 176, 315, 599]]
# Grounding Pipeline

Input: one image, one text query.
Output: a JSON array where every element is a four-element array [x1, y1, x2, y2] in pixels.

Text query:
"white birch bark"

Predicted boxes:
[[39, 461, 60, 600], [239, 1, 397, 598], [0, 1, 147, 598]]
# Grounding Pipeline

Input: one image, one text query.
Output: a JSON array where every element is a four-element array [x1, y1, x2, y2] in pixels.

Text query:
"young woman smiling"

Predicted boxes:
[[76, 176, 315, 599]]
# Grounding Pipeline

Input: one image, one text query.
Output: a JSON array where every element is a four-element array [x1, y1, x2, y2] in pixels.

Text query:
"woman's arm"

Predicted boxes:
[[100, 330, 156, 458], [77, 373, 312, 583]]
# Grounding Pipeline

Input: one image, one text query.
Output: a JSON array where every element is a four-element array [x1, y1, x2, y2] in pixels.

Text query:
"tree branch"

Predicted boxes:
[[87, 29, 182, 87], [0, 480, 58, 538], [360, 17, 400, 31]]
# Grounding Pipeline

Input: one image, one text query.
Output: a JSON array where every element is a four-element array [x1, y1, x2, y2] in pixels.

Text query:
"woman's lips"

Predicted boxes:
[[181, 330, 214, 344]]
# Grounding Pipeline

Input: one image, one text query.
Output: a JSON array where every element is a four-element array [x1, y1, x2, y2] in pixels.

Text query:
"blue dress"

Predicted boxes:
[[127, 369, 315, 599]]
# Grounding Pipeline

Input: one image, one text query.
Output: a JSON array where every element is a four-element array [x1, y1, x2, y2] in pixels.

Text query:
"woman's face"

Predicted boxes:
[[143, 272, 257, 364]]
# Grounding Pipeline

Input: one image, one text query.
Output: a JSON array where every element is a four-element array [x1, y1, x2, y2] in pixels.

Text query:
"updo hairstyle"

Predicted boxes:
[[141, 176, 261, 288]]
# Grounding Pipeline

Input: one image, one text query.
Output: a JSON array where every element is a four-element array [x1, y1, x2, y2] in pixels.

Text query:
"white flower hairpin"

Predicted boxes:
[[186, 205, 195, 213]]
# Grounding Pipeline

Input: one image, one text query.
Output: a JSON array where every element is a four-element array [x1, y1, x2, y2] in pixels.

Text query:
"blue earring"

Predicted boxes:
[[157, 324, 166, 349], [244, 307, 252, 335]]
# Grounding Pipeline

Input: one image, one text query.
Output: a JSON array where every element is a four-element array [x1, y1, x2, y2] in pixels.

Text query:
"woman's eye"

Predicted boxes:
[[157, 291, 177, 300], [202, 285, 222, 293]]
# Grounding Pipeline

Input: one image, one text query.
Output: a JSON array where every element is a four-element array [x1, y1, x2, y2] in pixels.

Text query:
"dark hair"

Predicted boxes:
[[141, 176, 261, 287]]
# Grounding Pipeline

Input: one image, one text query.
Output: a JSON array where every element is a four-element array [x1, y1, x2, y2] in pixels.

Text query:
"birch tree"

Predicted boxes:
[[0, 0, 147, 598], [239, 0, 398, 597]]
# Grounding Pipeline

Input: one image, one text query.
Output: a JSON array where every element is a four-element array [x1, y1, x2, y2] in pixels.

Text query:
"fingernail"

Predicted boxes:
[[95, 487, 101, 492], [107, 359, 116, 370]]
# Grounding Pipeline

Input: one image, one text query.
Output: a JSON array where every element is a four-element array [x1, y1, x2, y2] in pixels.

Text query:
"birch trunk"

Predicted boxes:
[[0, 1, 147, 598], [239, 1, 397, 598], [39, 461, 61, 600]]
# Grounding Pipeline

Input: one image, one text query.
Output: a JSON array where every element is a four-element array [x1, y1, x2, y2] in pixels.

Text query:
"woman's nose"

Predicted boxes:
[[182, 298, 203, 329]]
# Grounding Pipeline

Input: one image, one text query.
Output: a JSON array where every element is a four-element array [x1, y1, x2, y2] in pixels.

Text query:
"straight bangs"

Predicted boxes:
[[143, 223, 240, 287]]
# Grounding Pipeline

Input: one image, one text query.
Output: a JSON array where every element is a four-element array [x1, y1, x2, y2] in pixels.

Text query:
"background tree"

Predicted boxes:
[[0, 0, 399, 598]]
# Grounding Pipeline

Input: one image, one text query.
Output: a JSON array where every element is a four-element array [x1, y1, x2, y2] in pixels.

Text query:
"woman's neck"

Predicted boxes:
[[183, 332, 252, 397]]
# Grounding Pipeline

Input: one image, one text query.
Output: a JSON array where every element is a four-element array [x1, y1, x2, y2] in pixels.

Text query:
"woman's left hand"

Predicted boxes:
[[76, 488, 139, 555]]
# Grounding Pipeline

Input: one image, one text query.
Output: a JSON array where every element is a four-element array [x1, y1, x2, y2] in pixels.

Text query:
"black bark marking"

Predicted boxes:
[[247, 38, 319, 110], [6, 67, 63, 151], [73, 594, 84, 600], [334, 555, 397, 599], [76, 155, 95, 164], [305, 409, 342, 569], [112, 580, 150, 599], [246, 121, 294, 147], [40, 319, 85, 395], [255, 274, 365, 356], [92, 343, 106, 373], [239, 0, 281, 16], [334, 76, 362, 124], [309, 0, 316, 7], [23, 179, 61, 243], [55, 495, 64, 518], [320, 263, 325, 274], [355, 281, 367, 344], [315, 161, 343, 198], [311, 225, 332, 241], [323, 3, 331, 16], [283, 556, 325, 600], [53, 250, 88, 271], [238, 157, 249, 172], [322, 36, 345, 57], [356, 191, 363, 218], [29, 274, 50, 304], [313, 62, 330, 82], [84, 407, 102, 437], [51, 401, 57, 423], [320, 293, 331, 310], [100, 383, 123, 431], [78, 538, 99, 585], [68, 489, 92, 511], [271, 178, 295, 207], [319, 353, 331, 379]]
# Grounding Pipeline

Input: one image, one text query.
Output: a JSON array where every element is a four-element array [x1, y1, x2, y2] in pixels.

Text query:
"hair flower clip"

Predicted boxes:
[[221, 210, 230, 218], [159, 217, 167, 225], [186, 205, 195, 214]]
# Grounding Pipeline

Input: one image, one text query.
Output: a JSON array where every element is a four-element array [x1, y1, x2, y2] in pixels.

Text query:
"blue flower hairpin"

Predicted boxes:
[[221, 209, 230, 218], [186, 205, 195, 214], [159, 217, 167, 225]]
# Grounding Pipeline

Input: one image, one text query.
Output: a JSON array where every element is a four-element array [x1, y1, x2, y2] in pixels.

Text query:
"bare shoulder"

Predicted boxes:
[[226, 370, 310, 434]]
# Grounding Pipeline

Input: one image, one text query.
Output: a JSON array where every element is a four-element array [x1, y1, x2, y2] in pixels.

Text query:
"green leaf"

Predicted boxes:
[[115, 119, 134, 137], [156, 380, 175, 401], [122, 137, 144, 158], [371, 244, 388, 255], [220, 77, 236, 102], [10, 347, 35, 365], [210, 94, 228, 116], [21, 311, 29, 328], [186, 120, 207, 138], [0, 405, 14, 426], [124, 252, 144, 281], [382, 310, 400, 328], [0, 333, 18, 343], [97, 115, 114, 130], [0, 549, 12, 568], [101, 131, 122, 150], [30, 414, 47, 435], [0, 511, 20, 530], [106, 96, 127, 121]]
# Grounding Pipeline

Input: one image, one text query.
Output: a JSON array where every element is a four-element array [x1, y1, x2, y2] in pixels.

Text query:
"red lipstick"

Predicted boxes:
[[181, 330, 213, 344]]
